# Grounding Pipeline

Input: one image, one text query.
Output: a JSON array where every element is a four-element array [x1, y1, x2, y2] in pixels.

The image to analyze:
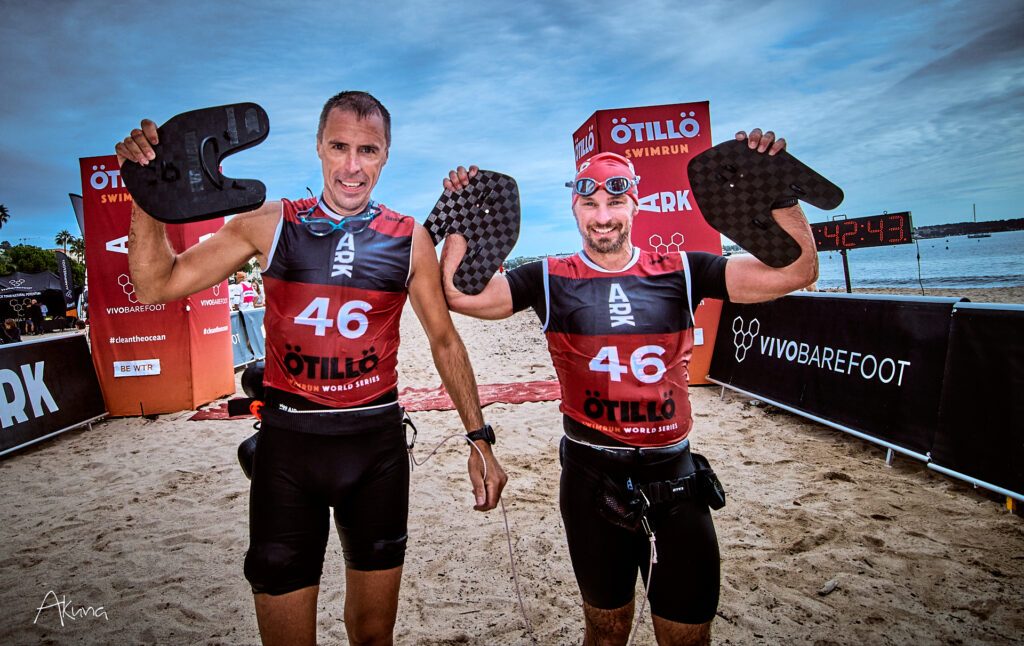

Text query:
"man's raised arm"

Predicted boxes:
[[439, 234, 516, 320], [723, 201, 818, 303]]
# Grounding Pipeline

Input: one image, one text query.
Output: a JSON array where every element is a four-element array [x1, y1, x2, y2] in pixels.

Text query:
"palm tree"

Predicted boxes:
[[55, 230, 73, 254], [69, 236, 85, 262], [0, 204, 9, 230]]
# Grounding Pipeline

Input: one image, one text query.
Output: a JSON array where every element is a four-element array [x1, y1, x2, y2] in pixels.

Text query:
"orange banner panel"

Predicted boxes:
[[80, 155, 233, 416]]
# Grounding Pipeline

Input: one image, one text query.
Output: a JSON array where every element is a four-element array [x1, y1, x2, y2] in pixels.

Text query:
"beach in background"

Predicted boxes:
[[827, 285, 1024, 304], [0, 286, 1021, 644], [815, 230, 1024, 290]]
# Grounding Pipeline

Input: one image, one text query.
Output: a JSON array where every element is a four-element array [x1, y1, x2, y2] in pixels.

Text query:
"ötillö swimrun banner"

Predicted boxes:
[[931, 303, 1024, 497], [0, 335, 106, 457], [707, 292, 961, 457], [80, 155, 235, 416], [573, 102, 721, 384]]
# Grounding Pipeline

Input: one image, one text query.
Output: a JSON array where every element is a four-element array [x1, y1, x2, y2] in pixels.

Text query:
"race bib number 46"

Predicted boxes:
[[589, 344, 667, 384], [294, 297, 371, 339]]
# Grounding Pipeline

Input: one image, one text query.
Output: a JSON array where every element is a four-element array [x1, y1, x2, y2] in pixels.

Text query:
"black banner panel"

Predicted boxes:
[[932, 303, 1024, 496], [0, 335, 106, 456], [709, 293, 961, 456]]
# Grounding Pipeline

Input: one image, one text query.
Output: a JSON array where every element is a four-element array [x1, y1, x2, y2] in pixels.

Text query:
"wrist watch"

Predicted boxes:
[[466, 424, 496, 445]]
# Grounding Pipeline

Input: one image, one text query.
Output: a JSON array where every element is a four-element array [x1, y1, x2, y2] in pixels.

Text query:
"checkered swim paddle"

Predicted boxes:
[[688, 140, 843, 268], [424, 170, 521, 295]]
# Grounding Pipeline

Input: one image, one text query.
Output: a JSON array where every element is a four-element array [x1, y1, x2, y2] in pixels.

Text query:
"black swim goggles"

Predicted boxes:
[[566, 175, 640, 197], [298, 200, 381, 236]]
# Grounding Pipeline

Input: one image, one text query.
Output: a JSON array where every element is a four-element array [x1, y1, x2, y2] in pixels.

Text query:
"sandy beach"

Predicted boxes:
[[1, 287, 1022, 645]]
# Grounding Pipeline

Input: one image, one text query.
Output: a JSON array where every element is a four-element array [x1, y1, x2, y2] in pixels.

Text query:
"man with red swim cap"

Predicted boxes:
[[439, 128, 817, 645]]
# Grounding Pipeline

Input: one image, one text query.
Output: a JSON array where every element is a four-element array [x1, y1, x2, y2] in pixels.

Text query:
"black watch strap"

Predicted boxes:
[[466, 424, 496, 445], [770, 197, 799, 209]]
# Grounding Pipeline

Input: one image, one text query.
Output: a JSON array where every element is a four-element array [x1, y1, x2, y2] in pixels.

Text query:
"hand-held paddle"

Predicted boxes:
[[687, 139, 843, 267], [424, 170, 521, 295], [120, 103, 270, 223]]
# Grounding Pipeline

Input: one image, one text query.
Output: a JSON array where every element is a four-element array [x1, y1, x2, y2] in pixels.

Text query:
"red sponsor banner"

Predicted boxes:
[[572, 102, 721, 384], [80, 155, 234, 416]]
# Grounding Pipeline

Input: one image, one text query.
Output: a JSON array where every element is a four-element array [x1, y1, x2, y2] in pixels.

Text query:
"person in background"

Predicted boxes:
[[3, 318, 23, 344], [229, 271, 243, 310], [230, 270, 258, 311], [252, 278, 265, 307], [27, 299, 43, 335]]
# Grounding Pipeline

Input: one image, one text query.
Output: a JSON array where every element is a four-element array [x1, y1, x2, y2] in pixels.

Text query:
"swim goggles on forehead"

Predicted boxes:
[[565, 175, 641, 197], [297, 200, 381, 236]]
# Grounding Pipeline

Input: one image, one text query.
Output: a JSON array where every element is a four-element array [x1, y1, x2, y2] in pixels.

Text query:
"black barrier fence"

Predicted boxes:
[[931, 303, 1024, 498], [231, 309, 266, 368], [708, 293, 1023, 501], [0, 335, 107, 457]]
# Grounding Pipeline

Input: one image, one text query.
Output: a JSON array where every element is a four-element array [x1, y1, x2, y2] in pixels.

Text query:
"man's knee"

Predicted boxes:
[[583, 599, 635, 646], [346, 618, 396, 646], [652, 614, 713, 646], [344, 566, 403, 646], [244, 542, 323, 595]]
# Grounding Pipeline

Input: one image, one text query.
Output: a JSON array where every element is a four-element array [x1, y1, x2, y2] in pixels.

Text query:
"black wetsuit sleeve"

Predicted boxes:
[[505, 260, 546, 321], [687, 251, 729, 304]]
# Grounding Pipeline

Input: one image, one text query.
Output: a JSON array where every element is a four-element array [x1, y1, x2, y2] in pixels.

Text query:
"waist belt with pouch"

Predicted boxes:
[[639, 453, 726, 511], [596, 451, 727, 532]]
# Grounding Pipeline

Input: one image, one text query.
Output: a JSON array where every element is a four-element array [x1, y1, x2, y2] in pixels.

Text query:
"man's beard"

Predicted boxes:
[[584, 225, 630, 254]]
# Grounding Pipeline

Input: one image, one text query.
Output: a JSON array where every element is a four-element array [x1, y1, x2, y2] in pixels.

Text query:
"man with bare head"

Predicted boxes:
[[117, 91, 507, 646]]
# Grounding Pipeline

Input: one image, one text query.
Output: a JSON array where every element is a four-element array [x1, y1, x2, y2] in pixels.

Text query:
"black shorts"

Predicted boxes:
[[244, 402, 409, 595], [559, 435, 720, 624]]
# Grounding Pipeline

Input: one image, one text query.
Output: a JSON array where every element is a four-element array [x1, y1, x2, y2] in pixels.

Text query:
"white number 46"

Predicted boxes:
[[589, 345, 666, 384], [295, 297, 372, 339]]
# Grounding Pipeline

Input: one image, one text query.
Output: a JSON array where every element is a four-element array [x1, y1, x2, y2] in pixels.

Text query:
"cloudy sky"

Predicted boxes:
[[1, 0, 1021, 257]]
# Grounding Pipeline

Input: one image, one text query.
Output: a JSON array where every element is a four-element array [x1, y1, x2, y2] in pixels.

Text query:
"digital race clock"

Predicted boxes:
[[811, 212, 913, 252]]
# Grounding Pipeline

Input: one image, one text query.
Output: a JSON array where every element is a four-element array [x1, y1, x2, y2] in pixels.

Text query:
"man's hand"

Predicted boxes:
[[443, 165, 479, 192], [116, 119, 160, 167], [725, 128, 819, 302], [440, 232, 468, 279], [467, 441, 508, 511], [735, 128, 786, 155]]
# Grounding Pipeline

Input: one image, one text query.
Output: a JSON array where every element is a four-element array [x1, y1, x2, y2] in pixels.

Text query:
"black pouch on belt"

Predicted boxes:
[[595, 473, 648, 531], [692, 453, 727, 510]]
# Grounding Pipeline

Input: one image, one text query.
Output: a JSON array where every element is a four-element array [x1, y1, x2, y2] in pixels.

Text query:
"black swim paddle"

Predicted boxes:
[[120, 103, 270, 223], [687, 139, 843, 267]]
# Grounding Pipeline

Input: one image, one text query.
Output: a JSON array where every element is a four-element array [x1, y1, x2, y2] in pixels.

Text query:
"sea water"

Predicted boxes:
[[814, 229, 1024, 290]]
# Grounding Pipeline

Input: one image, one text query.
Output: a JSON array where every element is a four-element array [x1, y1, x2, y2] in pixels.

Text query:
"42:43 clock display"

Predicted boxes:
[[810, 212, 913, 252]]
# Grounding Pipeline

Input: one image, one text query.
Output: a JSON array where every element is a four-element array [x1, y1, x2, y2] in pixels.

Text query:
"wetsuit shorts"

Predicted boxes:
[[559, 428, 720, 624], [244, 399, 409, 595]]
